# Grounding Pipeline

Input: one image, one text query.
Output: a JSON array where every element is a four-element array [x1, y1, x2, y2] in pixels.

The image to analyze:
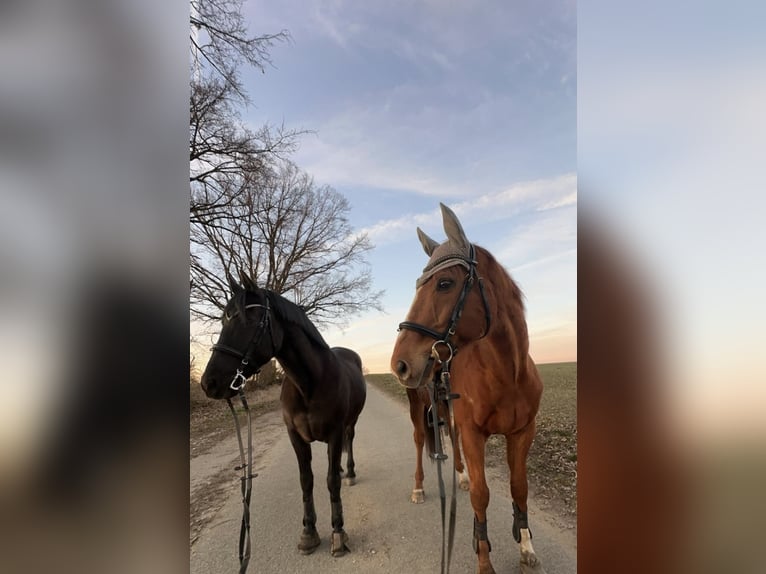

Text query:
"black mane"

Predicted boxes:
[[232, 288, 329, 350]]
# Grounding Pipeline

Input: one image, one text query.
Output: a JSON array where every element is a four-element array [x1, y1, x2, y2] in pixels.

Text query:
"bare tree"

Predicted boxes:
[[190, 159, 383, 326], [190, 0, 289, 101], [189, 0, 303, 224], [188, 1, 379, 328], [189, 78, 299, 225]]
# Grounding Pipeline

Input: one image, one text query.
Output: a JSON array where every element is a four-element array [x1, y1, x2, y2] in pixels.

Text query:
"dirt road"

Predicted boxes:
[[191, 384, 576, 573]]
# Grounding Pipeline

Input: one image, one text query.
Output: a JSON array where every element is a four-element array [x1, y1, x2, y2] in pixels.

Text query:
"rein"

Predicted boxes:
[[396, 244, 491, 574], [211, 298, 274, 573], [226, 388, 257, 574], [426, 359, 460, 574]]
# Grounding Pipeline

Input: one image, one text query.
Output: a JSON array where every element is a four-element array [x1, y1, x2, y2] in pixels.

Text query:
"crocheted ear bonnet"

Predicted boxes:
[[415, 203, 473, 288]]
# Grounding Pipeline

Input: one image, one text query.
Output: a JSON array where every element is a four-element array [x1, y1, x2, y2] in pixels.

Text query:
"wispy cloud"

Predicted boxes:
[[358, 173, 576, 246], [248, 1, 575, 201], [513, 248, 577, 272], [308, 3, 365, 49], [295, 131, 471, 197], [491, 200, 576, 268], [538, 190, 577, 210], [294, 83, 574, 198]]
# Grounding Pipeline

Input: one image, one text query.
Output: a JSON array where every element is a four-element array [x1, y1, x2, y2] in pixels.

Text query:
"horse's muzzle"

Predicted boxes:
[[200, 376, 234, 400], [391, 354, 436, 390]]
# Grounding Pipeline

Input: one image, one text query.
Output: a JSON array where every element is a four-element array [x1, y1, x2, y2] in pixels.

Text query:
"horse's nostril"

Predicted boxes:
[[396, 360, 409, 378]]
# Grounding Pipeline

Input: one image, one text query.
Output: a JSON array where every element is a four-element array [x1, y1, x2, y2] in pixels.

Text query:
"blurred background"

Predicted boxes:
[[579, 1, 766, 572], [0, 1, 764, 573], [0, 0, 189, 572]]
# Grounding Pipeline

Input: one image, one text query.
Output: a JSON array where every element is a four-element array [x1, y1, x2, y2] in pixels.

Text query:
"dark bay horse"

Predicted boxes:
[[391, 204, 543, 574], [200, 276, 367, 557]]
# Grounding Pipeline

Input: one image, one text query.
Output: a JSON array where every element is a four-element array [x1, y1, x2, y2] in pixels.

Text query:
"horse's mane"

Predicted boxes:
[[474, 245, 526, 312], [473, 245, 529, 376], [268, 291, 330, 349], [233, 288, 330, 350]]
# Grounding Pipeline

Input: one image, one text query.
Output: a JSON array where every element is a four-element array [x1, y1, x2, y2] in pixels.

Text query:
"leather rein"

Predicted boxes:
[[211, 298, 273, 574], [397, 244, 491, 574]]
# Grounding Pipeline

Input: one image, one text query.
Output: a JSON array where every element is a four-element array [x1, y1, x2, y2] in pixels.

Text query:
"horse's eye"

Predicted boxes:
[[436, 278, 454, 292]]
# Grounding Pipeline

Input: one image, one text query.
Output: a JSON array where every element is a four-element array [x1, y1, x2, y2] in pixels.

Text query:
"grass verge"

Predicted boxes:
[[190, 378, 282, 458]]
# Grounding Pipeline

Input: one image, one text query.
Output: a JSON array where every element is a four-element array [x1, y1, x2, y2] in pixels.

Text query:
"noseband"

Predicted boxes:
[[398, 244, 491, 377], [212, 297, 274, 390]]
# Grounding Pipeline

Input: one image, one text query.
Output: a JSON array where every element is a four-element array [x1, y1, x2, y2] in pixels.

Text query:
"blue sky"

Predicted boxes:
[[226, 0, 577, 372]]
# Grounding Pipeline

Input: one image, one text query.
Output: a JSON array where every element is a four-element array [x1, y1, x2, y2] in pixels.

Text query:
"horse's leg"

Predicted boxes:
[[407, 389, 426, 503], [342, 424, 357, 486], [461, 427, 495, 574], [451, 423, 470, 491], [507, 422, 539, 567], [327, 432, 350, 557], [287, 428, 321, 554]]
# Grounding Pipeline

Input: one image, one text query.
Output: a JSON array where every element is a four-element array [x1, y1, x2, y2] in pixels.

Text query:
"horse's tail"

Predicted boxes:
[[342, 423, 357, 454]]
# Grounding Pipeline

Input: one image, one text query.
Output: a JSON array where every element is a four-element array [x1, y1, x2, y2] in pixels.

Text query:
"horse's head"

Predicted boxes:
[[391, 203, 492, 388], [200, 276, 282, 399]]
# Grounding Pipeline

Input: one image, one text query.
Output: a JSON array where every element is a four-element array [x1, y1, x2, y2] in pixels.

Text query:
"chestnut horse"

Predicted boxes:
[[200, 276, 367, 558], [391, 204, 543, 574]]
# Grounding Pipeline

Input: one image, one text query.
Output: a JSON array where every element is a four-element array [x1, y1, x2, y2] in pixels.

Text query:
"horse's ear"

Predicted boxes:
[[227, 274, 241, 295], [440, 203, 470, 252], [417, 227, 440, 256], [241, 274, 257, 291]]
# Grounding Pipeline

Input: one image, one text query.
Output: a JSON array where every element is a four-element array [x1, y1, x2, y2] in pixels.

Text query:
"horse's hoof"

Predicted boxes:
[[342, 476, 356, 486], [410, 489, 425, 504], [298, 529, 321, 554], [330, 530, 350, 557], [459, 476, 470, 491], [521, 550, 539, 568], [477, 562, 496, 574], [520, 556, 546, 573]]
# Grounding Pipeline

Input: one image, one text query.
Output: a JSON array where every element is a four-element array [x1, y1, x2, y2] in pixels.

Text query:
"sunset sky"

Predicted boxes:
[[193, 0, 576, 373]]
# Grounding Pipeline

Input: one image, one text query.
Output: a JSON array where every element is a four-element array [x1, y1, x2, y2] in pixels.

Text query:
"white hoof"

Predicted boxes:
[[519, 528, 538, 567], [410, 489, 425, 504]]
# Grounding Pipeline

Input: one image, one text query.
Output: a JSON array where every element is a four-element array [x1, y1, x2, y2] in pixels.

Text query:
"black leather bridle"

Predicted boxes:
[[398, 244, 491, 387], [212, 297, 274, 391]]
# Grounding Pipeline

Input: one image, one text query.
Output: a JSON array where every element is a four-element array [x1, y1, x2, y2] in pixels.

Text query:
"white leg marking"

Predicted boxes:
[[520, 528, 538, 566], [458, 468, 470, 490]]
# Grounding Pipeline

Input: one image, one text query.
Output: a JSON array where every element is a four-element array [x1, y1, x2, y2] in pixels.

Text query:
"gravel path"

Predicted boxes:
[[190, 384, 576, 573]]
